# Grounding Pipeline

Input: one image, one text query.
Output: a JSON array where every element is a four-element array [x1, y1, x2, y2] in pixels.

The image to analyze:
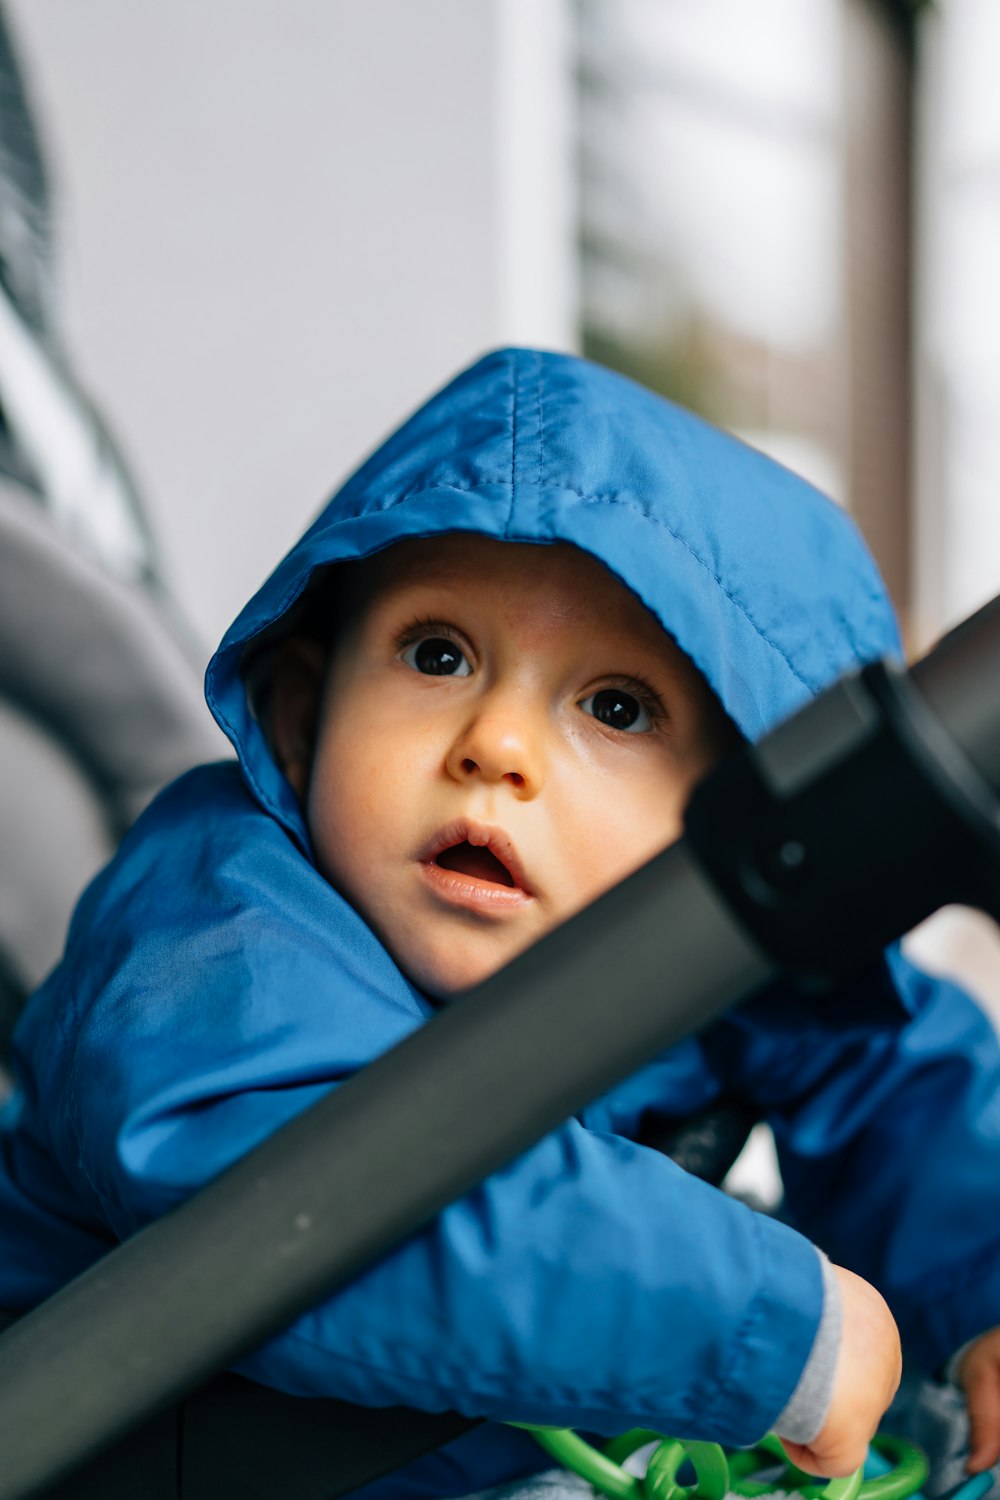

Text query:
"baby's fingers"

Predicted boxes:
[[779, 1436, 869, 1481], [963, 1359, 1000, 1473]]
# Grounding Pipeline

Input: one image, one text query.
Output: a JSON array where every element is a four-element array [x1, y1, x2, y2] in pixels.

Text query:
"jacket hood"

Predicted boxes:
[[206, 347, 900, 852]]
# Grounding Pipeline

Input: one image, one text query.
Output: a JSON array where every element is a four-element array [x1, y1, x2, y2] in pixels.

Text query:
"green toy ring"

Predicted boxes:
[[510, 1426, 928, 1500]]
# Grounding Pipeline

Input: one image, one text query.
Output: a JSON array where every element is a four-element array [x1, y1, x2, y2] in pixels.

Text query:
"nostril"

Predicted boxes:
[[455, 757, 526, 786]]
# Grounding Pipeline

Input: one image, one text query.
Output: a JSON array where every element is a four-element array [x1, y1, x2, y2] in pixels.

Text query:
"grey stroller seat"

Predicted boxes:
[[0, 6, 220, 1062], [0, 476, 222, 1063]]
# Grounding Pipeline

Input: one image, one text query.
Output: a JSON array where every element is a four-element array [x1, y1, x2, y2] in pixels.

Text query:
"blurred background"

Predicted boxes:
[[2, 0, 1000, 1098]]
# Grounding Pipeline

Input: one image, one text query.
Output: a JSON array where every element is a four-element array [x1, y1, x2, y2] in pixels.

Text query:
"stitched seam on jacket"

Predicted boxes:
[[697, 1210, 769, 1432], [377, 481, 813, 690]]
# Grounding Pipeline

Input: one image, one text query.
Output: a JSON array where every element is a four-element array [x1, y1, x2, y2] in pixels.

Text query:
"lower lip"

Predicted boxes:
[[418, 860, 534, 917]]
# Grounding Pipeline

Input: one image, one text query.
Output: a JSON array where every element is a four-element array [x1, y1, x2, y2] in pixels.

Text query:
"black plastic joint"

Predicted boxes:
[[683, 659, 1000, 981]]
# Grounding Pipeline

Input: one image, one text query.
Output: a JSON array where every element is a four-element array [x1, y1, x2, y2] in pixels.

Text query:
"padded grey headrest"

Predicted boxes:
[[0, 696, 113, 994], [0, 480, 224, 826], [0, 479, 225, 1010]]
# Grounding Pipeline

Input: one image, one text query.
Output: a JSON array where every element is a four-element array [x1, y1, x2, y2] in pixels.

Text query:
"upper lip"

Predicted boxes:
[[418, 819, 534, 895]]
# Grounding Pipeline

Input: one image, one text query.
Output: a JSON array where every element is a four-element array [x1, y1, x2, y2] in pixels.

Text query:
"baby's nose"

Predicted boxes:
[[445, 708, 545, 794]]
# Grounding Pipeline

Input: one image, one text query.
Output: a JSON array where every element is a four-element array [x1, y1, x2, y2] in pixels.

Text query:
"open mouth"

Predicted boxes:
[[435, 841, 516, 888], [418, 821, 533, 906]]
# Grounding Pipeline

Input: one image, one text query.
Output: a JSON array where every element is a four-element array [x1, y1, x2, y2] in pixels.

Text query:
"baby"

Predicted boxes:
[[3, 349, 1000, 1500]]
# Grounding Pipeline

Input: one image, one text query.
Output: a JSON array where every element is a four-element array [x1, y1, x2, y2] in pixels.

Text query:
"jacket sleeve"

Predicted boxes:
[[710, 947, 1000, 1376], [15, 781, 825, 1447]]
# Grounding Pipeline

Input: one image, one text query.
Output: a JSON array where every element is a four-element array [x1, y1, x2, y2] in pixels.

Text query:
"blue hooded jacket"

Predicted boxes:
[[4, 348, 1000, 1498]]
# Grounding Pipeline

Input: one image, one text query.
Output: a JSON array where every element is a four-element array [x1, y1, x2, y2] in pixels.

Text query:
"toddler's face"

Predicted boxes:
[[280, 535, 733, 998]]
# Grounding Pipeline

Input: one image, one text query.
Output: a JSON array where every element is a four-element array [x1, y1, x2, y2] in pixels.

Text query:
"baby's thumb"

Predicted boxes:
[[963, 1361, 1000, 1473]]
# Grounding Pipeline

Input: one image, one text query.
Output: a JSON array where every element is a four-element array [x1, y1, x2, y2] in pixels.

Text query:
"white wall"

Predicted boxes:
[[906, 0, 1000, 1020], [913, 0, 1000, 647], [7, 0, 578, 650]]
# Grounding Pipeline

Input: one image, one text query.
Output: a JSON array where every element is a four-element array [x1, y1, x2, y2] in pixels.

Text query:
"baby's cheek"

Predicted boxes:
[[307, 778, 368, 884], [567, 806, 683, 912]]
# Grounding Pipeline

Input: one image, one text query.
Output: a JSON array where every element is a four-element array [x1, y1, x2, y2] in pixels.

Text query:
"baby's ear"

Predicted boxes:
[[267, 636, 328, 800]]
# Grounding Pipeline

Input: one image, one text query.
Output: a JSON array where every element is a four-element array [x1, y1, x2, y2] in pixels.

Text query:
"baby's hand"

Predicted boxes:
[[779, 1264, 901, 1478], [958, 1326, 1000, 1473]]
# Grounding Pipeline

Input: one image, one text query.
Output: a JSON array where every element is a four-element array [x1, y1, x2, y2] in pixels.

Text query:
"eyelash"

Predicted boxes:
[[393, 618, 668, 732], [597, 672, 669, 732], [394, 616, 471, 658]]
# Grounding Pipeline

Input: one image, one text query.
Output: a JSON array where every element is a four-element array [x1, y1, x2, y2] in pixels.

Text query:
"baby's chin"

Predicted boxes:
[[394, 935, 531, 1004]]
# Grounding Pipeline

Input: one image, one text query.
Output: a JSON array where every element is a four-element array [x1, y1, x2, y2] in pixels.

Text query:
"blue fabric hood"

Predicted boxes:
[[207, 347, 900, 852]]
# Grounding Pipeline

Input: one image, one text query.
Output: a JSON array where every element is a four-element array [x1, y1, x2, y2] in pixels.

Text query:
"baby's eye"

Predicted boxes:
[[401, 636, 472, 677], [580, 688, 653, 734]]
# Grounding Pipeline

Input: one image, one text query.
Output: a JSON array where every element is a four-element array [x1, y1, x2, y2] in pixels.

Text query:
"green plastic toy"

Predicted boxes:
[[510, 1427, 929, 1500]]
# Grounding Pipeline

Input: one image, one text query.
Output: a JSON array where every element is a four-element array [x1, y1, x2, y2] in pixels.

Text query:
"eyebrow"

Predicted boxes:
[[368, 560, 691, 676]]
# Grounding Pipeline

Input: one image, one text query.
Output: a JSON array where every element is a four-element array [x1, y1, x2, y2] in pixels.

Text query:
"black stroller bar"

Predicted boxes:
[[2, 593, 1000, 1499]]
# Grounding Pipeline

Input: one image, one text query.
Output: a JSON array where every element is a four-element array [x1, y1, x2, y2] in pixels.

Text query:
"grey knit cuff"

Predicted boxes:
[[944, 1338, 974, 1388], [773, 1251, 842, 1445]]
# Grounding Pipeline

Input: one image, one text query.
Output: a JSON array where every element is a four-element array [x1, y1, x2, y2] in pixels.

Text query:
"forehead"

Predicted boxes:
[[346, 533, 674, 655]]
